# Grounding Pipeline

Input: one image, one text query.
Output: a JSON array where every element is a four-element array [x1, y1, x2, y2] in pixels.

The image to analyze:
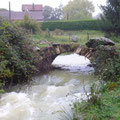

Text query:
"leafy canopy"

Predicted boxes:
[[43, 5, 63, 21], [100, 0, 120, 36], [63, 0, 94, 20]]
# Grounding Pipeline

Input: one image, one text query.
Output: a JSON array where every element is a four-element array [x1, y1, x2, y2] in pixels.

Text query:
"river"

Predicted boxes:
[[0, 53, 96, 120]]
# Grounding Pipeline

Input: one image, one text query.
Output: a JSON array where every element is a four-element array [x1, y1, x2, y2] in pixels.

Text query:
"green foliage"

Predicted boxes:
[[92, 45, 120, 82], [43, 6, 54, 21], [0, 79, 5, 93], [41, 19, 99, 31], [109, 35, 120, 43], [100, 56, 120, 82], [16, 15, 40, 34], [44, 28, 51, 37], [63, 0, 94, 20], [108, 82, 118, 91], [73, 44, 120, 119], [87, 83, 101, 105], [73, 81, 120, 120], [102, 52, 120, 82], [99, 0, 120, 36], [0, 18, 40, 89], [43, 5, 63, 21]]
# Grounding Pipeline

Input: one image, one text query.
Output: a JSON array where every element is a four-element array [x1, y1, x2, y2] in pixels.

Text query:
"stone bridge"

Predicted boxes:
[[38, 43, 94, 71], [37, 37, 116, 73]]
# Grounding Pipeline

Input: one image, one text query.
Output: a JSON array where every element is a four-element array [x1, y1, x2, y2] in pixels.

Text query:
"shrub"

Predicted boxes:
[[41, 19, 99, 31], [16, 15, 40, 34], [101, 51, 120, 82], [0, 18, 40, 88], [92, 45, 120, 82]]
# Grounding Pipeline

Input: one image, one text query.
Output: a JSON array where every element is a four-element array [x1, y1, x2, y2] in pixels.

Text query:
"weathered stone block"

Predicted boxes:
[[71, 35, 78, 42], [86, 37, 115, 48]]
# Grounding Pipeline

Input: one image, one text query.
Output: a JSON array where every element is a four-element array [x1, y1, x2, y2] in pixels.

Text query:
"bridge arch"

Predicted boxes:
[[38, 44, 94, 71]]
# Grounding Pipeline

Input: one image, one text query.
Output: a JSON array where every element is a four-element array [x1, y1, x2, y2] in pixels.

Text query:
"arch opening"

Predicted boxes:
[[52, 53, 94, 73]]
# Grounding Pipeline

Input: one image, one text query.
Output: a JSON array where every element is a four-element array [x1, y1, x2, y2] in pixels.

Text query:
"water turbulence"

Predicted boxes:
[[0, 53, 96, 120], [52, 53, 94, 72]]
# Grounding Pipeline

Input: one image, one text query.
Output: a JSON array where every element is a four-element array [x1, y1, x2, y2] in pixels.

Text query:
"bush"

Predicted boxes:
[[93, 46, 120, 82], [0, 18, 40, 89], [16, 15, 40, 34], [41, 19, 99, 31]]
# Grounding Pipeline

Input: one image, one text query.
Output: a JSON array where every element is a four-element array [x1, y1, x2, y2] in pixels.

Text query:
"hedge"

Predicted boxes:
[[41, 19, 100, 31]]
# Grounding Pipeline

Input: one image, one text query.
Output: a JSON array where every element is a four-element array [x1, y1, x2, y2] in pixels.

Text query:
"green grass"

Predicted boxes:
[[33, 30, 104, 48], [73, 81, 120, 120]]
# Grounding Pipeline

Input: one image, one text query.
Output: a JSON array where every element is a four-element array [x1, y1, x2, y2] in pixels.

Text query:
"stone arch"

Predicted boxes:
[[38, 44, 94, 72]]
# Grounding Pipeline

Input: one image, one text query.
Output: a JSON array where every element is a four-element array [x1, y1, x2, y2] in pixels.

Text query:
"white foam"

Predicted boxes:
[[52, 53, 94, 72], [0, 92, 34, 120], [52, 53, 90, 66]]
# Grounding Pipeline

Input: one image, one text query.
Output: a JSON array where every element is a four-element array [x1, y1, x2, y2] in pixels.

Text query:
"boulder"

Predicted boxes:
[[33, 47, 40, 51], [97, 45, 116, 51], [71, 35, 78, 42], [86, 37, 115, 48]]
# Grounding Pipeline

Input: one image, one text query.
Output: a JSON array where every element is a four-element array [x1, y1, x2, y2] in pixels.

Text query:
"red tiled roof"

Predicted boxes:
[[22, 4, 43, 11]]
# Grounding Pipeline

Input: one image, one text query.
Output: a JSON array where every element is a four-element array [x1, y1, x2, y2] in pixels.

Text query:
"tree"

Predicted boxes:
[[43, 5, 63, 21], [51, 4, 63, 21], [18, 14, 40, 34], [43, 6, 53, 21], [100, 0, 120, 36], [63, 0, 94, 20]]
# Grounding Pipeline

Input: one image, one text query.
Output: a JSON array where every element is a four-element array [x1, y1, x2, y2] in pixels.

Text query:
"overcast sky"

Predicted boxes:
[[0, 0, 106, 16]]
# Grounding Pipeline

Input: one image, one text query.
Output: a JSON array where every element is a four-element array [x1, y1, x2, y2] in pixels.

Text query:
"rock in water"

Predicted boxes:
[[86, 37, 115, 48], [71, 35, 78, 42]]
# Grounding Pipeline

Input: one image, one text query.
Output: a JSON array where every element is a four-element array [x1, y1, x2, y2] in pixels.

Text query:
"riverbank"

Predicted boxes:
[[73, 80, 120, 120], [73, 45, 120, 120]]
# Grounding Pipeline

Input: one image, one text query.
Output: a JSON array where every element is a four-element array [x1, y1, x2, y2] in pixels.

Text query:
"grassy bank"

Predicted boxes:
[[73, 45, 120, 120], [33, 30, 104, 48], [73, 81, 120, 120]]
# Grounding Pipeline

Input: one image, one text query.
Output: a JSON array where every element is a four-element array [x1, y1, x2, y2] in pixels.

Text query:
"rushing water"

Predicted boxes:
[[0, 54, 96, 120]]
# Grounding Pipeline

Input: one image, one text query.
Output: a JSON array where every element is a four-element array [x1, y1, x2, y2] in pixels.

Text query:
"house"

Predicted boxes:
[[0, 4, 43, 21], [22, 4, 43, 11]]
